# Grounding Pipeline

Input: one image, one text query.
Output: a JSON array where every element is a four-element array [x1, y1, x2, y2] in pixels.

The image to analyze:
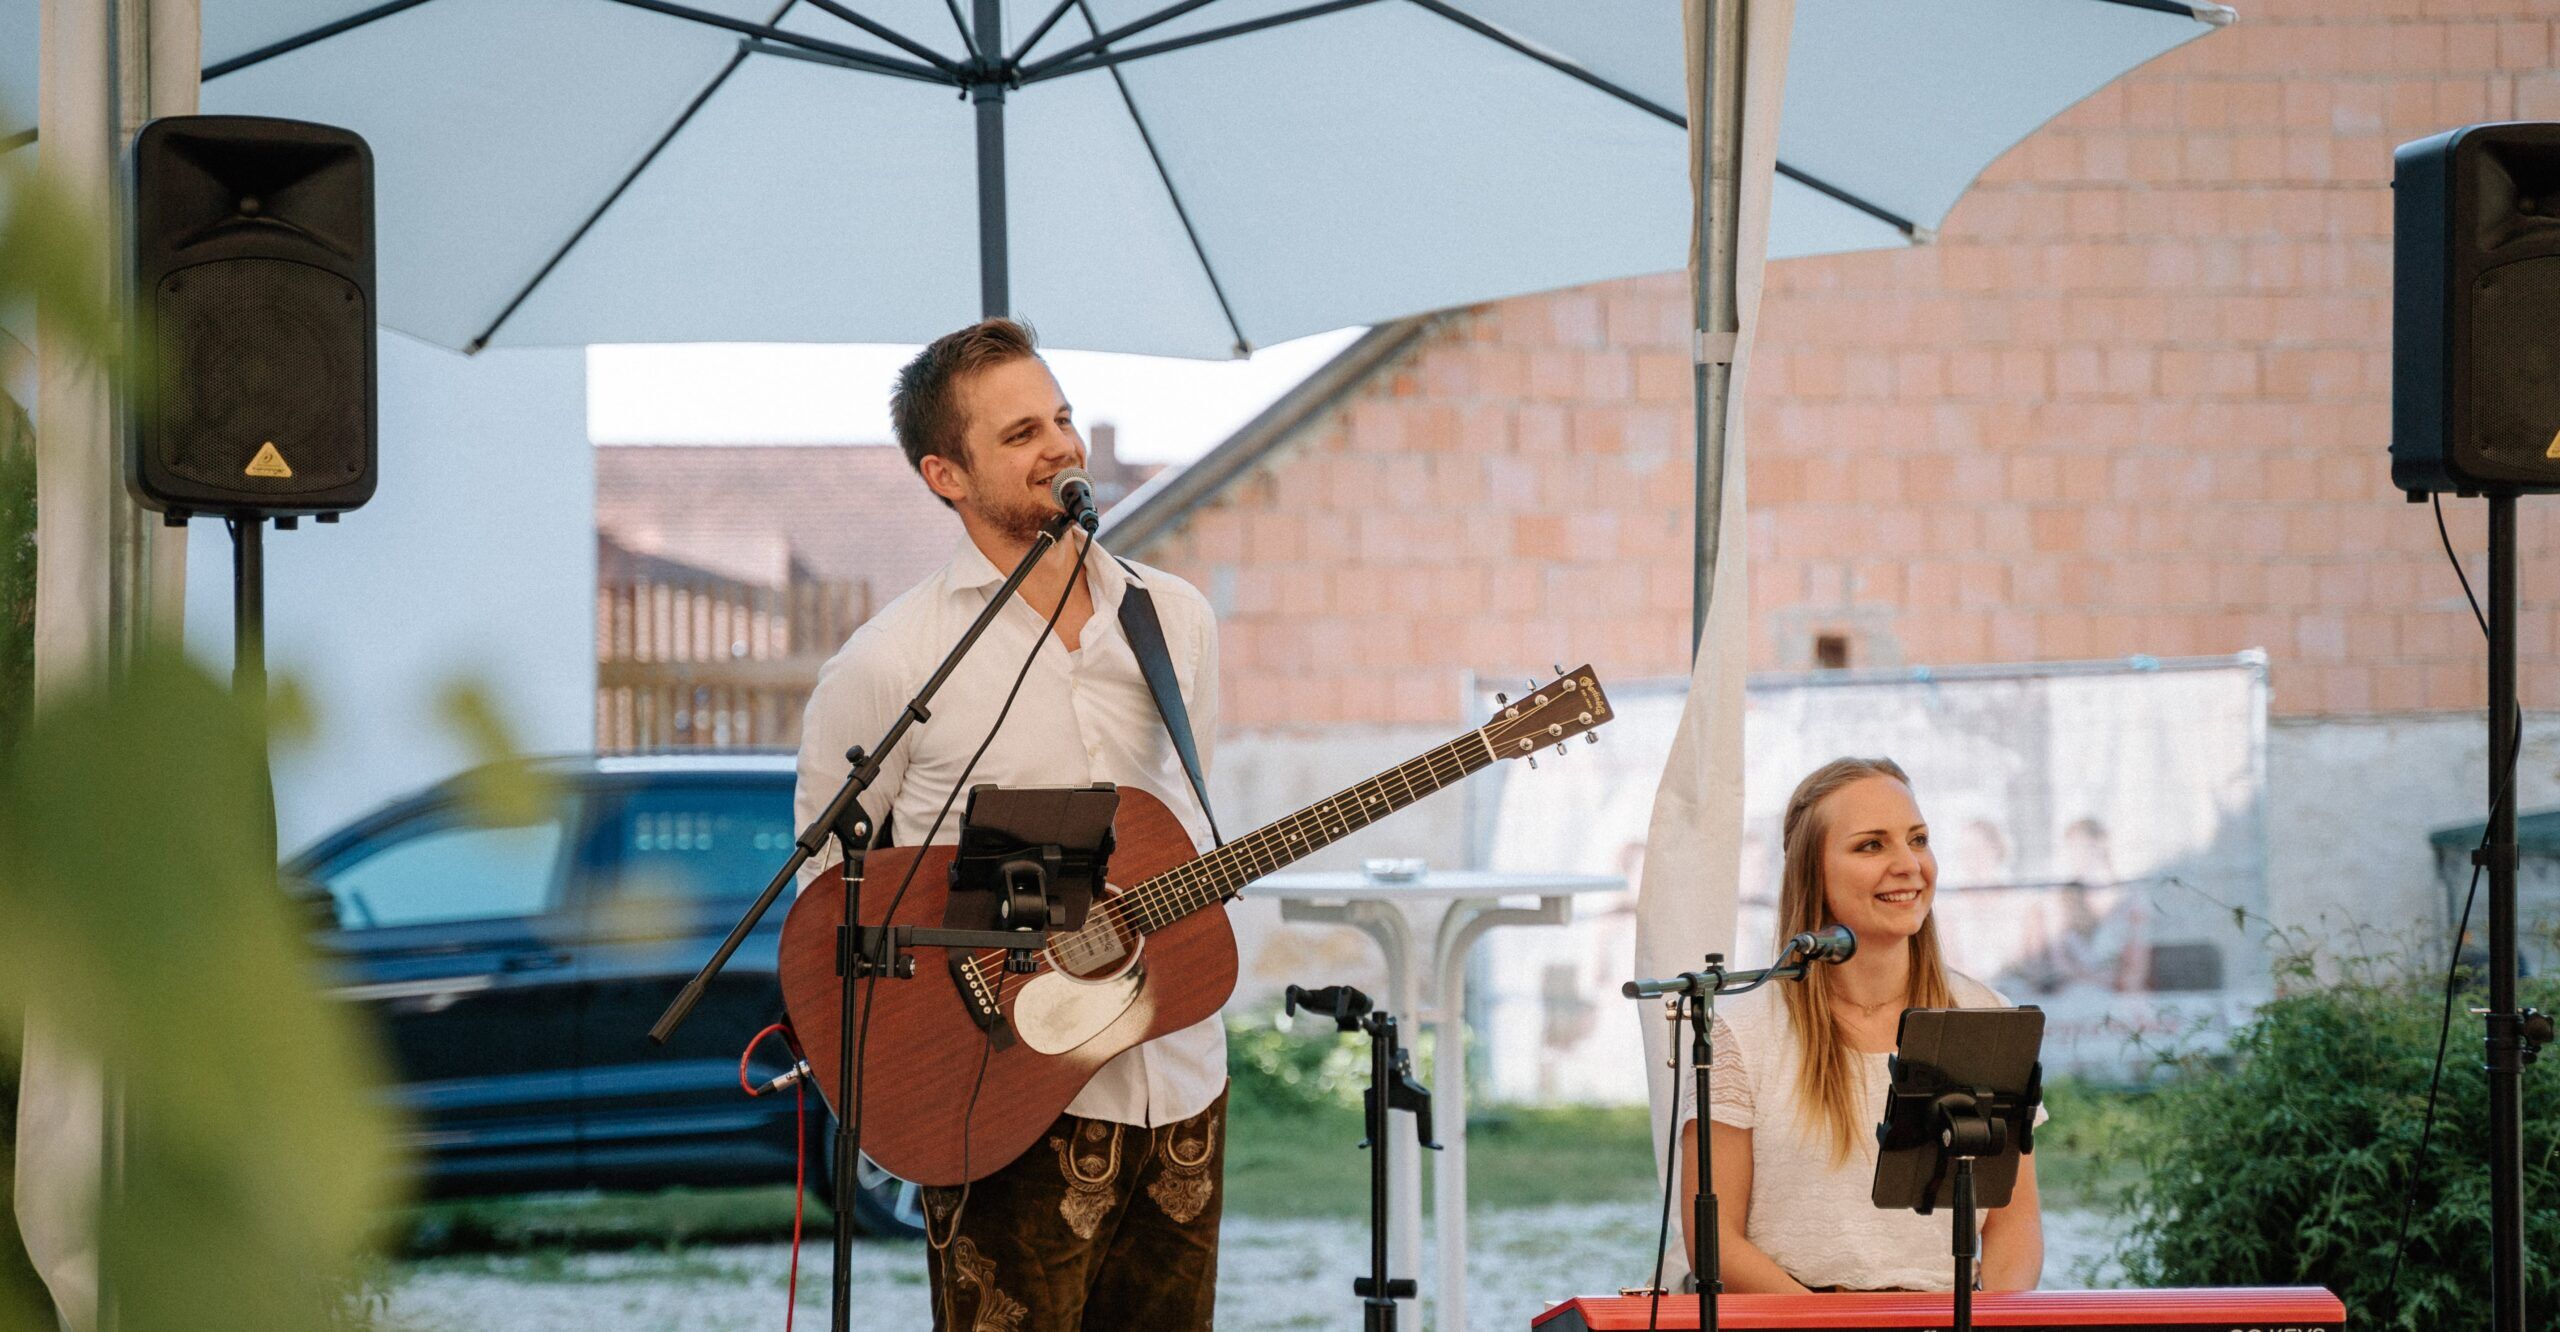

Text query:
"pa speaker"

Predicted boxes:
[[128, 116, 375, 517], [2393, 122, 2560, 497]]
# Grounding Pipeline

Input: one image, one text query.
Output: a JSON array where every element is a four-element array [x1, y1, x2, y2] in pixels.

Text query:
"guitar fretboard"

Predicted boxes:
[[1112, 727, 1499, 935]]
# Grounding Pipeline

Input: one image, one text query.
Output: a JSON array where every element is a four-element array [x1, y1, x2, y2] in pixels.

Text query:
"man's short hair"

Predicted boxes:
[[891, 318, 1042, 494]]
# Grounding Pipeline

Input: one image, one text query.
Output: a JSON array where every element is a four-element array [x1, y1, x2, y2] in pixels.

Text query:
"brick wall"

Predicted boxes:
[[1139, 0, 2560, 728]]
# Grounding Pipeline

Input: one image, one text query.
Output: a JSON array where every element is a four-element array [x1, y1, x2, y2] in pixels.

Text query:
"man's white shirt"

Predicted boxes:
[[794, 532, 1226, 1128]]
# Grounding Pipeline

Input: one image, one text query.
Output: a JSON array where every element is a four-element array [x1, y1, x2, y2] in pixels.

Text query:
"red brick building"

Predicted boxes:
[[1109, 1, 2560, 939]]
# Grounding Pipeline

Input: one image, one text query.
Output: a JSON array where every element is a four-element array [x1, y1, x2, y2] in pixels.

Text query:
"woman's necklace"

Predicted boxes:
[[1835, 990, 1904, 1015]]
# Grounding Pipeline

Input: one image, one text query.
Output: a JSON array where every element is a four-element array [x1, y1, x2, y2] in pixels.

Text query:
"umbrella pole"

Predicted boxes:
[[1689, 0, 1744, 658], [974, 0, 1008, 319]]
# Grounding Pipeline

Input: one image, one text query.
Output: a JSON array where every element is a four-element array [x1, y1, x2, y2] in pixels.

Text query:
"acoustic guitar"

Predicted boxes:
[[776, 665, 1614, 1185]]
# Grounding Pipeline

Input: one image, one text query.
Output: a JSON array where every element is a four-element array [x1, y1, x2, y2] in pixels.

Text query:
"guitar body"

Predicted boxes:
[[776, 786, 1236, 1186]]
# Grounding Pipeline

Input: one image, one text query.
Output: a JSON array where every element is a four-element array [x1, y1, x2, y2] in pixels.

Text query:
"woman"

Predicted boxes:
[[1677, 757, 2043, 1294]]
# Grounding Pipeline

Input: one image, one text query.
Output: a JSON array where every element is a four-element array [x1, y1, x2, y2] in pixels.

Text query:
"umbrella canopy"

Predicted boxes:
[[1, 0, 2230, 358]]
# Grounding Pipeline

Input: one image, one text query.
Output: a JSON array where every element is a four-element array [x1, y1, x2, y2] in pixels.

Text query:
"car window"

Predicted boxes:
[[321, 816, 569, 929], [602, 784, 794, 908]]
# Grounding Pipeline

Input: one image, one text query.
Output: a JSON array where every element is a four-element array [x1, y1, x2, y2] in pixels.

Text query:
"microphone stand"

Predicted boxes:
[[1623, 939, 1832, 1332], [648, 512, 1080, 1332]]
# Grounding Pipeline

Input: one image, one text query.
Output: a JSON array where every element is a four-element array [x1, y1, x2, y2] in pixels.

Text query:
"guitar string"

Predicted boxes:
[[966, 730, 1491, 998], [962, 683, 1597, 1000], [965, 732, 1490, 1002], [962, 720, 1519, 1003], [965, 735, 1481, 995]]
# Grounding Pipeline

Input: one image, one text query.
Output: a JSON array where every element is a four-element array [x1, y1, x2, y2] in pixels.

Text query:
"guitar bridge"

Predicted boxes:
[[948, 953, 1016, 1050]]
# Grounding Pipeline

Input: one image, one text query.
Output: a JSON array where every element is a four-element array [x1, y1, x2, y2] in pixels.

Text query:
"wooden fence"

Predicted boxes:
[[596, 575, 869, 752]]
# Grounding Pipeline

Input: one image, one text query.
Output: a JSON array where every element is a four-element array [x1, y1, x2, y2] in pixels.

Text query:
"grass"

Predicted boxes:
[[1226, 1102, 1660, 1219], [389, 1082, 2156, 1256], [401, 1187, 828, 1257]]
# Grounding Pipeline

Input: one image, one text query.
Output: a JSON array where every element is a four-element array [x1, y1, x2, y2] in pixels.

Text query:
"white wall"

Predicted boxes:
[[186, 334, 592, 854], [2266, 710, 2560, 964]]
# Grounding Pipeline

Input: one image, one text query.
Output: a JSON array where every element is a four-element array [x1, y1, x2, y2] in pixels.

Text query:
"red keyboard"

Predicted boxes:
[[1531, 1287, 2346, 1330]]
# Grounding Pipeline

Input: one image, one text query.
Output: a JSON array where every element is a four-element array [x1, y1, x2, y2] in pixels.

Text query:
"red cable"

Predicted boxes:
[[789, 1074, 806, 1332], [738, 1023, 809, 1331]]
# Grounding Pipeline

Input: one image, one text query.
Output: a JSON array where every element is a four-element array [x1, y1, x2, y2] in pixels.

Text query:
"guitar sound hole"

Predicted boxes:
[[1047, 921, 1141, 983]]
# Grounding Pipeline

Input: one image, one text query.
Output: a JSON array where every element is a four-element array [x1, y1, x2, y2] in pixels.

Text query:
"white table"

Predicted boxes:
[[1253, 869, 1626, 1332]]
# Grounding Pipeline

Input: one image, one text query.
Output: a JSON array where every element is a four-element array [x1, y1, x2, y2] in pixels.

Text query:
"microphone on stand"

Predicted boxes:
[[1051, 467, 1101, 533], [1786, 924, 1858, 965]]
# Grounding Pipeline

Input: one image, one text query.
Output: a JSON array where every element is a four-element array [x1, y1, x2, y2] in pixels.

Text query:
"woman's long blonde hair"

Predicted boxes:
[[1775, 757, 1954, 1162]]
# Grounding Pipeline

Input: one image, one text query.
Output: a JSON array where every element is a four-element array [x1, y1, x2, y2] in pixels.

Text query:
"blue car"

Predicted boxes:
[[294, 752, 923, 1238]]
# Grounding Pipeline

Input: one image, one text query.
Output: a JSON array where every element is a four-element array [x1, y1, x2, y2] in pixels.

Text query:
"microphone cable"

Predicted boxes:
[[847, 522, 1095, 1256], [1645, 1023, 1686, 1332]]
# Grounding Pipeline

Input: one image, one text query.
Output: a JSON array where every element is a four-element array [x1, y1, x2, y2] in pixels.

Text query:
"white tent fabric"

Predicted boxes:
[[1637, 0, 1787, 1291], [150, 0, 2228, 358]]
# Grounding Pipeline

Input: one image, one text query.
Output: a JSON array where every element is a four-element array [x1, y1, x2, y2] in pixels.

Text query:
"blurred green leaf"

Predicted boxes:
[[434, 681, 559, 828], [0, 649, 401, 1332], [0, 156, 117, 368]]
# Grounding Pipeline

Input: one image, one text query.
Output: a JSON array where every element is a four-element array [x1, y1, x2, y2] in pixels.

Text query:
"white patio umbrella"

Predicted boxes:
[[2, 0, 2237, 359], [5, 1, 2232, 1325]]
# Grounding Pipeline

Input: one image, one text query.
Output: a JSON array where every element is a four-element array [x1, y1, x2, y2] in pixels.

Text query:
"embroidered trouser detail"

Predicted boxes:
[[1053, 1120, 1123, 1241], [948, 1237, 1029, 1332], [1146, 1111, 1218, 1225], [923, 1086, 1227, 1331]]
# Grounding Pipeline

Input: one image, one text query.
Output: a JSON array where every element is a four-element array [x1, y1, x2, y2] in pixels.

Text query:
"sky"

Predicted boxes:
[[586, 326, 1366, 466]]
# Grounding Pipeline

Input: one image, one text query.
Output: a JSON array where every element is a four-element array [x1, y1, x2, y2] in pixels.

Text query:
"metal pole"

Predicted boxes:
[[2486, 492, 2524, 1332], [1689, 0, 1743, 656], [973, 0, 1008, 319]]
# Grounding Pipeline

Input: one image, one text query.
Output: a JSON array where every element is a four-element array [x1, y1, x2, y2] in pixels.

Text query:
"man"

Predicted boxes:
[[794, 318, 1226, 1330]]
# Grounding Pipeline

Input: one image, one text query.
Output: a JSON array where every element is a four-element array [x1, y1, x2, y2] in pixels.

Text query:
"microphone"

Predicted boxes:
[[1786, 924, 1858, 965], [1050, 467, 1100, 533]]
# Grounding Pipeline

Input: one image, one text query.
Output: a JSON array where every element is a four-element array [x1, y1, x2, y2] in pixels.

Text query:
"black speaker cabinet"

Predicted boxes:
[[128, 116, 375, 517], [2393, 121, 2560, 497]]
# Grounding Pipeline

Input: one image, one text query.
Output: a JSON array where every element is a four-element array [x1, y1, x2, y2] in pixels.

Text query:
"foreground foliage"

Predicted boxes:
[[5, 136, 400, 1330], [2114, 960, 2560, 1328]]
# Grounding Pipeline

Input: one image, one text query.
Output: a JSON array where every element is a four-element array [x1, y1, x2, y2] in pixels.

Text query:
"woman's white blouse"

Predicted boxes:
[[1674, 972, 2044, 1292]]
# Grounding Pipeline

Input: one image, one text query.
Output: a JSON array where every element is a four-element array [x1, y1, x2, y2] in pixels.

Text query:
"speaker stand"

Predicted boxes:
[[229, 516, 277, 871], [2485, 493, 2533, 1332]]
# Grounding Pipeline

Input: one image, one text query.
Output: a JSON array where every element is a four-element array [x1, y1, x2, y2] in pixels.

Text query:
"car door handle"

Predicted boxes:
[[500, 951, 572, 973]]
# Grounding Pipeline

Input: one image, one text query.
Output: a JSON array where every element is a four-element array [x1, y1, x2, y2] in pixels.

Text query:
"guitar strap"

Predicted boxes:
[[1115, 559, 1224, 847]]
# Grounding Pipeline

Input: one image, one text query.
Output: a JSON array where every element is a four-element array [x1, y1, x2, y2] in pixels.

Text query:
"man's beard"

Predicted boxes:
[[971, 482, 1055, 544]]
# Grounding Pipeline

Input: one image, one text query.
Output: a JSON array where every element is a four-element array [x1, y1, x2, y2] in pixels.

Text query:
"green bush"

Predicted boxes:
[[1225, 1008, 1380, 1117], [2114, 959, 2560, 1328]]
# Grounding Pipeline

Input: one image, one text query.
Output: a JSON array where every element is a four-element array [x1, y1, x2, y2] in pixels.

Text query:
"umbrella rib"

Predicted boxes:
[[1018, 0, 1384, 85], [466, 8, 797, 353], [599, 0, 949, 81], [1016, 0, 1229, 81], [2096, 0, 2233, 20], [202, 0, 442, 81], [743, 39, 963, 84], [943, 0, 985, 61], [795, 0, 969, 72], [1012, 0, 1082, 64], [1405, 0, 1923, 240], [1070, 0, 1250, 355], [1774, 162, 1919, 239]]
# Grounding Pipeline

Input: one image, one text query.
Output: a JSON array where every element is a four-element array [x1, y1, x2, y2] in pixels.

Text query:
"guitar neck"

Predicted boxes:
[[1125, 727, 1499, 932]]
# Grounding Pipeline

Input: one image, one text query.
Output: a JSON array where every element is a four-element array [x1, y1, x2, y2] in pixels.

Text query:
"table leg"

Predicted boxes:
[[1427, 895, 1571, 1332]]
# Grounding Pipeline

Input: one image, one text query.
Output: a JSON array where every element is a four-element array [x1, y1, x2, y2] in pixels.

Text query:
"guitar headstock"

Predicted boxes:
[[1482, 665, 1613, 761]]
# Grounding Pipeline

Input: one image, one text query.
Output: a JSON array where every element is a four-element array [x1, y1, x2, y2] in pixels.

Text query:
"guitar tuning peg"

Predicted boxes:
[[1527, 756, 1539, 770], [1495, 692, 1508, 706], [1584, 732, 1599, 745], [1554, 743, 1567, 758], [1524, 679, 1537, 695], [1553, 662, 1566, 678]]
